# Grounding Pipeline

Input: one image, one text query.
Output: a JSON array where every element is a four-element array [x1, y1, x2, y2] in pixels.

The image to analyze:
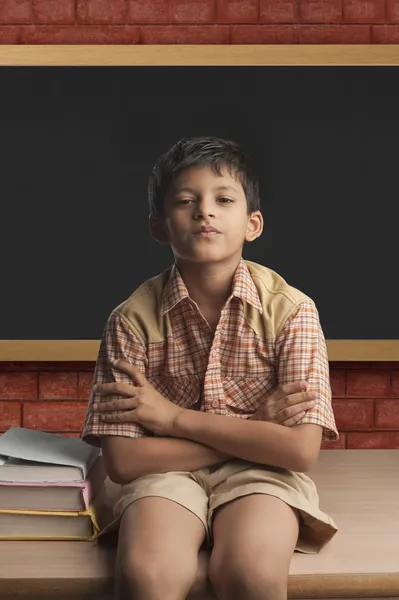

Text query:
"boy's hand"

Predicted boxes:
[[250, 382, 317, 426], [92, 361, 184, 437]]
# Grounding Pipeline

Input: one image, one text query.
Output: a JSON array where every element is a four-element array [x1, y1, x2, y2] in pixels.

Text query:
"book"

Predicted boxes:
[[0, 426, 100, 483], [0, 455, 107, 511], [0, 487, 104, 541]]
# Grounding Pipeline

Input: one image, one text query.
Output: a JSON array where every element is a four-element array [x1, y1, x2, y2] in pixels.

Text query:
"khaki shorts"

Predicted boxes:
[[99, 458, 338, 554]]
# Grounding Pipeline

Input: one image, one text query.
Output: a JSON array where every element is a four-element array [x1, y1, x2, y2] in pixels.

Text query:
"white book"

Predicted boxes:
[[0, 427, 100, 483]]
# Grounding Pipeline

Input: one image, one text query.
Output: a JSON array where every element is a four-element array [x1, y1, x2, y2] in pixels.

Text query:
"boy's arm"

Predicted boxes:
[[273, 300, 339, 465], [170, 301, 337, 473], [172, 410, 306, 472], [82, 311, 151, 447], [102, 435, 231, 484], [82, 311, 234, 482]]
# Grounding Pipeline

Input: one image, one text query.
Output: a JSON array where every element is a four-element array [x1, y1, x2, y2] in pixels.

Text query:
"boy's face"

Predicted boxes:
[[149, 165, 263, 263]]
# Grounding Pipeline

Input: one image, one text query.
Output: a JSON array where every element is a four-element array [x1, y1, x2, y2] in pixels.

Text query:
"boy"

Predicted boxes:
[[82, 136, 339, 600]]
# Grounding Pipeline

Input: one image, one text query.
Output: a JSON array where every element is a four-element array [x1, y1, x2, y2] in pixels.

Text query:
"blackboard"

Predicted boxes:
[[2, 66, 398, 341]]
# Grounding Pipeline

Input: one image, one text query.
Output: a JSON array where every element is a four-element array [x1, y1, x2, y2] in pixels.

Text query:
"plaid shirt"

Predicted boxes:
[[82, 258, 338, 447]]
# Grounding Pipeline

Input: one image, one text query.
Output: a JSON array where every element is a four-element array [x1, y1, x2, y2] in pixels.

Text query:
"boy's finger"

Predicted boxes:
[[286, 396, 316, 409], [94, 398, 138, 411], [278, 400, 309, 420], [288, 389, 317, 405], [277, 381, 307, 400], [281, 411, 307, 427]]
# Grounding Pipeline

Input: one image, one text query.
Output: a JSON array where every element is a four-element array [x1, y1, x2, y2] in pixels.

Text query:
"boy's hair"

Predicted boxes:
[[148, 136, 261, 219]]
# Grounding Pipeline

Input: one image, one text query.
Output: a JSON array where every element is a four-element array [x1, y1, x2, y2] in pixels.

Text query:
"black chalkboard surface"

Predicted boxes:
[[2, 66, 398, 341]]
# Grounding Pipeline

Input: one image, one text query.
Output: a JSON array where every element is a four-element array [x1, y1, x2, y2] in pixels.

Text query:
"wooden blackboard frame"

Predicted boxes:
[[1, 45, 398, 361]]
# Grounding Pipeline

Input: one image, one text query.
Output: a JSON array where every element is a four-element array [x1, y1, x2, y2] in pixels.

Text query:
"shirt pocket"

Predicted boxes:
[[223, 376, 275, 417], [147, 375, 201, 410]]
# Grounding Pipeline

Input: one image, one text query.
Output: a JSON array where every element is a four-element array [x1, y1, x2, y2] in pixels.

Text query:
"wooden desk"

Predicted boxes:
[[0, 450, 398, 600]]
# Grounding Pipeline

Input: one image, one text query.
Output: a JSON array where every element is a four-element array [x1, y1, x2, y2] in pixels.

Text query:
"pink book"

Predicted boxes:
[[0, 456, 106, 512]]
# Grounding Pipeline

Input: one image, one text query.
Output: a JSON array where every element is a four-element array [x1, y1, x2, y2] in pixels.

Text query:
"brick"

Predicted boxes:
[[299, 0, 342, 23], [231, 24, 296, 42], [370, 361, 399, 370], [347, 431, 399, 449], [373, 24, 399, 40], [321, 432, 346, 449], [63, 432, 83, 438], [343, 0, 386, 22], [0, 362, 96, 372], [260, 0, 298, 22], [23, 401, 88, 431], [329, 370, 346, 396], [33, 0, 75, 24], [346, 370, 390, 397], [77, 0, 127, 24], [0, 401, 21, 430], [21, 24, 140, 43], [0, 372, 37, 400], [171, 0, 215, 23], [128, 0, 169, 23], [140, 24, 230, 42], [78, 371, 95, 399], [216, 0, 259, 23], [387, 0, 399, 21], [375, 399, 399, 429], [298, 23, 370, 41], [0, 25, 22, 42], [39, 372, 78, 399], [392, 370, 399, 395], [332, 398, 374, 430], [0, 0, 32, 24], [329, 361, 370, 369]]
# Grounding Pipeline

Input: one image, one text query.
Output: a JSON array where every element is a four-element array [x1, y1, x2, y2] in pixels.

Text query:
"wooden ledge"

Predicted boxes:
[[1, 45, 399, 66], [1, 340, 399, 362], [0, 450, 398, 599]]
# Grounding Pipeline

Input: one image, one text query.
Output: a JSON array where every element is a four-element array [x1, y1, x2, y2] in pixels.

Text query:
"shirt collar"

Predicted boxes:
[[161, 257, 263, 316]]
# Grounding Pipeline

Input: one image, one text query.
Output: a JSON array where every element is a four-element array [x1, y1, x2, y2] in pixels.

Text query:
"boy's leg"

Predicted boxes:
[[208, 494, 300, 600], [115, 496, 206, 600]]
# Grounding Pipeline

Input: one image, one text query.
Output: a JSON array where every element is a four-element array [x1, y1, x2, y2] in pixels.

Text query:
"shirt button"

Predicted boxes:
[[211, 400, 219, 408]]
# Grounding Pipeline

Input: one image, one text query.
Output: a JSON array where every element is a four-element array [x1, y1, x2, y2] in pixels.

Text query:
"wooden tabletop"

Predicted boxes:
[[0, 449, 398, 599]]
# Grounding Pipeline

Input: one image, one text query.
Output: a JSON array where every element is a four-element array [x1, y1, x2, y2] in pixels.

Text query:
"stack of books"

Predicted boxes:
[[0, 426, 106, 541]]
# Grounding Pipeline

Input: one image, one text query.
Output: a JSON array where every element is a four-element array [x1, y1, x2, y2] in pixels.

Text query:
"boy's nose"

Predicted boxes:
[[193, 200, 215, 216]]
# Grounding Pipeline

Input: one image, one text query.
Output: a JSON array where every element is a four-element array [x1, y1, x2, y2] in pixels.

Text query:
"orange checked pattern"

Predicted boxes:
[[82, 258, 338, 447]]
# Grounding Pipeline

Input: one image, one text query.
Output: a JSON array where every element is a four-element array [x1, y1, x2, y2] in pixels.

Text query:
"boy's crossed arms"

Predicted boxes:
[[93, 361, 322, 485]]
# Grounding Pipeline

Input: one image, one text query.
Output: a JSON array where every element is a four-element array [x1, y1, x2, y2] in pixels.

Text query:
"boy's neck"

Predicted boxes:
[[175, 255, 242, 311]]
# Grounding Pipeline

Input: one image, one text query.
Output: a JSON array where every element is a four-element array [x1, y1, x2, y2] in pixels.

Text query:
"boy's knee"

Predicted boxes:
[[209, 558, 287, 600], [115, 551, 198, 600]]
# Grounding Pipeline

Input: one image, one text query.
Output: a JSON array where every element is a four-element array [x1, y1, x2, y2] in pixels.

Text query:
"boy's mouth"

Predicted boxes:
[[193, 226, 221, 234], [194, 231, 220, 238]]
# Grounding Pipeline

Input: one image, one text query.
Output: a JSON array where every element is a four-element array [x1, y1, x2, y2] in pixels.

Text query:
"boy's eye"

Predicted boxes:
[[177, 198, 233, 204]]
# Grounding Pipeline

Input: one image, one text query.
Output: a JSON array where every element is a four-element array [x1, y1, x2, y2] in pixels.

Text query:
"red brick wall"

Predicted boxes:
[[1, 361, 398, 448], [1, 1, 398, 448], [1, 0, 399, 44]]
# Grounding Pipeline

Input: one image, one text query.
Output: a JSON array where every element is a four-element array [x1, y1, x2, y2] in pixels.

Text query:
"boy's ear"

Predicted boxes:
[[245, 210, 263, 243], [148, 215, 169, 246]]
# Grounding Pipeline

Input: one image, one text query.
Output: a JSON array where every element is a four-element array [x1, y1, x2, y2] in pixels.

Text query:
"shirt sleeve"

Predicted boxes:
[[275, 301, 339, 442], [81, 310, 152, 447]]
